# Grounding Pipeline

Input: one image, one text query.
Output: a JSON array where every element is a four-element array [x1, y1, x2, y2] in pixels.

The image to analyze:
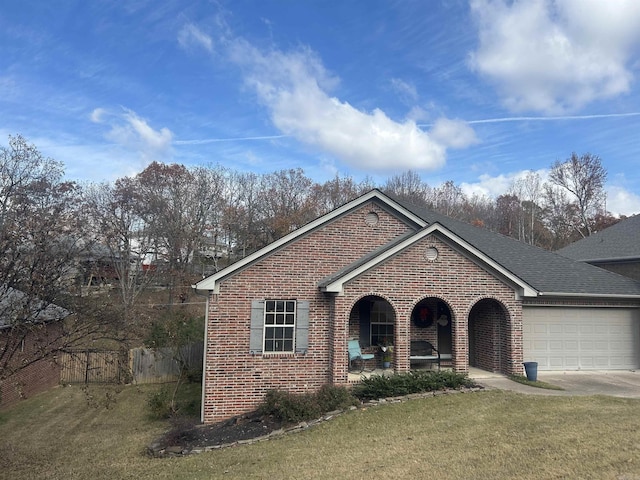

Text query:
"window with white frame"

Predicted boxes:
[[370, 300, 394, 346], [263, 299, 296, 353]]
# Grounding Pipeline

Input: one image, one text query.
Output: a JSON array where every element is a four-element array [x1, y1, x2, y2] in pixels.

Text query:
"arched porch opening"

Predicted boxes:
[[468, 298, 510, 374], [348, 295, 396, 370], [410, 298, 453, 369]]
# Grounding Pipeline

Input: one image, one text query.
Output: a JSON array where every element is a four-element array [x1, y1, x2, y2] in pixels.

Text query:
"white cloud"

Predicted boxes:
[[606, 186, 640, 217], [469, 0, 640, 114], [227, 40, 476, 171], [460, 169, 548, 199], [430, 118, 479, 149], [178, 23, 213, 52], [93, 107, 173, 164], [390, 78, 418, 102], [460, 169, 640, 217], [90, 108, 106, 123]]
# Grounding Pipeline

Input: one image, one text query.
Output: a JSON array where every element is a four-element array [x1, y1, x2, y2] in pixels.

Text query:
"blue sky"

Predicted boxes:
[[2, 0, 640, 215]]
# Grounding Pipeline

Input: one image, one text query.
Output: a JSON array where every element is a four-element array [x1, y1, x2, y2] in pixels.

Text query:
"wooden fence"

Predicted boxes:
[[59, 343, 203, 384]]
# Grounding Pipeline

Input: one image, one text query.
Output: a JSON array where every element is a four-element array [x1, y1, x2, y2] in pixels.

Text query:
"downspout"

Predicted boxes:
[[192, 286, 210, 424]]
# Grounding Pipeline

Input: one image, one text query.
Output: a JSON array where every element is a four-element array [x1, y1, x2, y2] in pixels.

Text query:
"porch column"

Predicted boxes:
[[395, 306, 410, 373], [451, 308, 468, 373], [508, 305, 524, 375], [330, 295, 349, 385]]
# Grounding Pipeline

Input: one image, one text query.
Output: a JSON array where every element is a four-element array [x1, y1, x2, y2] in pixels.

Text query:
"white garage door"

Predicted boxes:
[[523, 307, 640, 371]]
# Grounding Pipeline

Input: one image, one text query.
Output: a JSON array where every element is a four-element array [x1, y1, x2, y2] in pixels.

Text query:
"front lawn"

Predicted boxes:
[[1, 384, 639, 479]]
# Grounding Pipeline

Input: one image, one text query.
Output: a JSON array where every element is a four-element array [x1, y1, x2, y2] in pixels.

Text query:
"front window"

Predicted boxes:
[[370, 301, 394, 346], [264, 300, 296, 352]]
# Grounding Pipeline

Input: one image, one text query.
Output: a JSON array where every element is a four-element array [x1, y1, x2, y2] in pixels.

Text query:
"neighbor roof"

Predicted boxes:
[[0, 286, 71, 330], [556, 214, 640, 262]]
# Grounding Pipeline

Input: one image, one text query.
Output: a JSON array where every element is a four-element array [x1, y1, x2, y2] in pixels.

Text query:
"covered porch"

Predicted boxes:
[[344, 292, 517, 383], [347, 294, 454, 379]]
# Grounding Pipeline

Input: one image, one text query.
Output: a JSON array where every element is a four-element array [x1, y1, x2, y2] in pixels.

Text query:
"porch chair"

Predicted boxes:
[[348, 339, 375, 372]]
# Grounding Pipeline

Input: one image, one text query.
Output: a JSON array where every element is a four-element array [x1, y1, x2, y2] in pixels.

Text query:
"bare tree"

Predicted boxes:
[[258, 169, 316, 245], [194, 164, 228, 274], [548, 153, 607, 237], [134, 162, 222, 303], [432, 180, 466, 218], [383, 170, 431, 208], [223, 171, 264, 260], [516, 171, 543, 245], [0, 136, 116, 387], [542, 183, 580, 249], [311, 174, 369, 215], [83, 179, 157, 324]]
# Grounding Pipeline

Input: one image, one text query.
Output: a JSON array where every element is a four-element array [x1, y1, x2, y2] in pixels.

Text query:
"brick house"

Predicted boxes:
[[194, 190, 640, 424], [0, 287, 68, 409], [0, 322, 63, 408]]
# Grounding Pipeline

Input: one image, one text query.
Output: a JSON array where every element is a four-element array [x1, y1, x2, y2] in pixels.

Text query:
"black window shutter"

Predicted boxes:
[[249, 299, 265, 354], [295, 300, 309, 354]]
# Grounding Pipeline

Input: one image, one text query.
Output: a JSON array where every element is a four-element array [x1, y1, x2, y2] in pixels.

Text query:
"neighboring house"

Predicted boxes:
[[0, 288, 69, 408], [557, 214, 640, 282], [194, 190, 640, 424]]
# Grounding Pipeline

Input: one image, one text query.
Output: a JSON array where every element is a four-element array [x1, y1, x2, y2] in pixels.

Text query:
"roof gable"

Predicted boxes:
[[194, 189, 425, 292], [319, 222, 538, 298]]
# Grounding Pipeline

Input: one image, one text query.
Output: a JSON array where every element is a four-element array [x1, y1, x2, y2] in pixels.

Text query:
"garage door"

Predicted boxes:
[[523, 307, 640, 370]]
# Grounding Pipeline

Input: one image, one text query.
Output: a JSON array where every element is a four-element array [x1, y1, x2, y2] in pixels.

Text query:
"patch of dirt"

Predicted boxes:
[[153, 411, 288, 451]]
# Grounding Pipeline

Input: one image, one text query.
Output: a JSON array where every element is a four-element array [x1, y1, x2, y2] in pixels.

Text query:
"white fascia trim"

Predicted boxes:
[[322, 223, 539, 297], [194, 189, 426, 292], [537, 292, 640, 299]]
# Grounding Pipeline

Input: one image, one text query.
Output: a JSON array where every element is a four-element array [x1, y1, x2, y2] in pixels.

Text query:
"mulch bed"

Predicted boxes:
[[149, 411, 289, 455], [148, 384, 484, 456]]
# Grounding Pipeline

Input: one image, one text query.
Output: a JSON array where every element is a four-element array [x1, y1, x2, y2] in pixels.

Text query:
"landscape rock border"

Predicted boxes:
[[148, 385, 484, 457]]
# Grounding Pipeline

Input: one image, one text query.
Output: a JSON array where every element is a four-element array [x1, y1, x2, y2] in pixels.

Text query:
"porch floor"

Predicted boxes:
[[348, 363, 443, 383], [347, 366, 503, 383]]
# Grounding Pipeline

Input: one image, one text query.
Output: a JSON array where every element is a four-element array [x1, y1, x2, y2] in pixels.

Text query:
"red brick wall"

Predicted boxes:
[[203, 202, 414, 422], [0, 322, 62, 409]]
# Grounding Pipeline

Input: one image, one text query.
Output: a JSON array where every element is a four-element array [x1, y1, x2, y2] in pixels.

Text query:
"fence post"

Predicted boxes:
[[84, 350, 90, 384]]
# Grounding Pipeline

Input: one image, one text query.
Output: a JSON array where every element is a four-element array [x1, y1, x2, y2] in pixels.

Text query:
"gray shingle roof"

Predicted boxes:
[[0, 286, 71, 330], [557, 214, 640, 261], [391, 197, 640, 297]]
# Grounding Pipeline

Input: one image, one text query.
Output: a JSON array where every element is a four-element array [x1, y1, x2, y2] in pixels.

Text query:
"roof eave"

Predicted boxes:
[[585, 256, 640, 264], [537, 291, 640, 299]]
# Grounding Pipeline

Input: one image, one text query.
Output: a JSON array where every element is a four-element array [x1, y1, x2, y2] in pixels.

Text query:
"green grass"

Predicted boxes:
[[508, 374, 565, 390], [1, 384, 640, 479]]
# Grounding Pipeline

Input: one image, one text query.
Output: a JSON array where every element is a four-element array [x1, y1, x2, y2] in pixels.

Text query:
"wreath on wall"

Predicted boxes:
[[413, 305, 433, 328]]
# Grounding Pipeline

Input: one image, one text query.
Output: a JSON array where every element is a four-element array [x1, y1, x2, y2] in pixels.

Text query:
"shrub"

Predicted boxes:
[[315, 385, 359, 412], [147, 386, 175, 419], [352, 370, 474, 401], [147, 382, 202, 419], [259, 386, 358, 423], [259, 390, 321, 423]]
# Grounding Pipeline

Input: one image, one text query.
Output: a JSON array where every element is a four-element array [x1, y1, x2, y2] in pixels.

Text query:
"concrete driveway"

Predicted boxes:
[[537, 371, 640, 398], [472, 369, 640, 398]]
